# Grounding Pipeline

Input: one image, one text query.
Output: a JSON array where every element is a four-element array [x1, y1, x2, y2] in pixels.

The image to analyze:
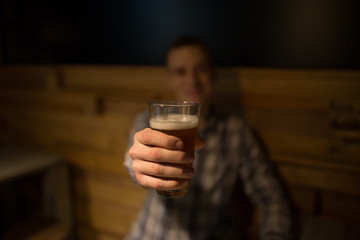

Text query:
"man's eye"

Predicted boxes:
[[175, 69, 185, 76], [196, 65, 209, 73]]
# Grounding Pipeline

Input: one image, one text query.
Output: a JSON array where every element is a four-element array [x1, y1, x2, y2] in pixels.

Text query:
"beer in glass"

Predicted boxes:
[[148, 101, 200, 198]]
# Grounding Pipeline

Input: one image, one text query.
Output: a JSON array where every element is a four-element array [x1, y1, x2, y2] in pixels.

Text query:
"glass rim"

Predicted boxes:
[[148, 100, 199, 107]]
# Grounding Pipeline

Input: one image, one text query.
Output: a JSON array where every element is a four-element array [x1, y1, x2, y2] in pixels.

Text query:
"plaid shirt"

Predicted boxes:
[[124, 108, 293, 240]]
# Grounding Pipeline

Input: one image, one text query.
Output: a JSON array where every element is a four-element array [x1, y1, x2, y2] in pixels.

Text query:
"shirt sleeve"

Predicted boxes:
[[123, 110, 149, 184], [238, 123, 293, 240]]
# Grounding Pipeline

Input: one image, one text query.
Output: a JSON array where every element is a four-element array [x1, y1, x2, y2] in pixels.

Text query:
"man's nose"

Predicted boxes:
[[186, 71, 199, 86]]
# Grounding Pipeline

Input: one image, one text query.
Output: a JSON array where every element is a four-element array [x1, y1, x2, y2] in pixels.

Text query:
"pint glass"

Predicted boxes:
[[148, 101, 200, 198]]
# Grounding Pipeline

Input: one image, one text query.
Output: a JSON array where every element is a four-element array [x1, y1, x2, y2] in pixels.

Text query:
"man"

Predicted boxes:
[[124, 36, 293, 240]]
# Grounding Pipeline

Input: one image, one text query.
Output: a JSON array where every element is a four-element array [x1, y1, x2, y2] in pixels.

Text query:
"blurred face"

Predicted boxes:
[[167, 45, 214, 104]]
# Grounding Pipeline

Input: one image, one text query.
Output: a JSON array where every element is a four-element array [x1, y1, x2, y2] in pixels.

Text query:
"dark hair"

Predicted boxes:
[[167, 35, 213, 67], [169, 35, 208, 49]]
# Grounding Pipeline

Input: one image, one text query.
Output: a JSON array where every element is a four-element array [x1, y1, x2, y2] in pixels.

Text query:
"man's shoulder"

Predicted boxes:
[[212, 108, 246, 127], [135, 109, 149, 121], [133, 109, 149, 130]]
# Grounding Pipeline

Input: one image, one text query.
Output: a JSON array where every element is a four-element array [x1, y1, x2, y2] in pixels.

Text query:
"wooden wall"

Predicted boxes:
[[0, 65, 359, 239], [215, 69, 360, 225]]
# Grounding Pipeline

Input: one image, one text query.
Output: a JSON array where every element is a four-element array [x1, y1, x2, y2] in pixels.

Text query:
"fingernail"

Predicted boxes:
[[176, 140, 184, 150]]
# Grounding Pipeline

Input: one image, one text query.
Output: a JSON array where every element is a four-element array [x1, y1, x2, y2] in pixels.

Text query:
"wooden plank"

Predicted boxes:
[[321, 191, 360, 225], [0, 110, 135, 154], [288, 187, 316, 215], [60, 66, 167, 92], [0, 108, 135, 131], [277, 163, 360, 195], [333, 130, 360, 142], [240, 78, 360, 100], [0, 134, 130, 177], [72, 169, 146, 237], [27, 222, 69, 240], [241, 95, 330, 112], [272, 154, 360, 174], [0, 65, 58, 90], [0, 110, 138, 175], [1, 66, 359, 99], [0, 114, 5, 132], [238, 68, 360, 82], [103, 96, 148, 115], [76, 225, 124, 240], [0, 107, 132, 134], [73, 168, 146, 210], [260, 130, 360, 163], [52, 145, 130, 177], [244, 100, 360, 140], [245, 109, 331, 137], [2, 119, 126, 154], [237, 68, 360, 85], [214, 68, 360, 100], [300, 216, 360, 240], [0, 89, 97, 115], [74, 197, 141, 236]]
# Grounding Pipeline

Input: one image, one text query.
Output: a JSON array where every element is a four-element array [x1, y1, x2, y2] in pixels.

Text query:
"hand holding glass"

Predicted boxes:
[[148, 101, 200, 198]]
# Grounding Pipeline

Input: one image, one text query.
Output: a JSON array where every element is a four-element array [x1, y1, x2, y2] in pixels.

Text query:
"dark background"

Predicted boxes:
[[0, 0, 359, 68]]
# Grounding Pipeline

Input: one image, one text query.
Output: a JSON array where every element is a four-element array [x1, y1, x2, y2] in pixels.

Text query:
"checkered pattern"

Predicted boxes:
[[124, 109, 293, 240]]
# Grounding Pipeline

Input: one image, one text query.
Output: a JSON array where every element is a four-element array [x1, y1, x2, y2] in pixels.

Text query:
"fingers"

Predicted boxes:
[[133, 160, 194, 179], [135, 128, 183, 150], [135, 128, 206, 152], [136, 174, 190, 190], [130, 128, 206, 190], [129, 143, 195, 164], [132, 158, 194, 190]]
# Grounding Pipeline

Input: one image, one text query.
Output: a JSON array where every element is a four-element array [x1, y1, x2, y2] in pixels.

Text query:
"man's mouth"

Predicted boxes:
[[183, 90, 203, 102]]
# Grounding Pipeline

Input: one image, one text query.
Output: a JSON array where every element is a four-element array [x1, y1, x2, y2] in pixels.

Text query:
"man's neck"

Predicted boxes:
[[198, 102, 210, 131]]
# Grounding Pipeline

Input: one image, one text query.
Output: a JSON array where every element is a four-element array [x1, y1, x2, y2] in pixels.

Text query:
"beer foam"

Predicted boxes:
[[150, 114, 198, 130]]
